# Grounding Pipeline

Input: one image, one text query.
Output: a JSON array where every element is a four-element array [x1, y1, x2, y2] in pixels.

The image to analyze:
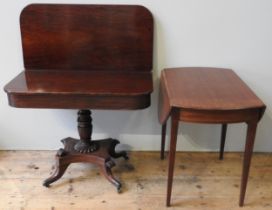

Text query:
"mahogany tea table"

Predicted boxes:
[[159, 67, 265, 206], [4, 4, 153, 192]]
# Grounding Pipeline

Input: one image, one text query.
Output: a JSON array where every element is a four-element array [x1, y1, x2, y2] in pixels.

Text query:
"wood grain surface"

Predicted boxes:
[[163, 67, 264, 110], [20, 4, 153, 72], [0, 151, 271, 210], [5, 4, 154, 109], [159, 67, 265, 124]]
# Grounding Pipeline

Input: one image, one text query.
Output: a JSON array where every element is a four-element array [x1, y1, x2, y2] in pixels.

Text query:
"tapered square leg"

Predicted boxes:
[[161, 122, 167, 160], [166, 113, 179, 207], [239, 121, 257, 206], [219, 124, 227, 160]]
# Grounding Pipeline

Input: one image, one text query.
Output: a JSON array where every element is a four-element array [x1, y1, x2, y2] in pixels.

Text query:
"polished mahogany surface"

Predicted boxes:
[[158, 67, 266, 207], [163, 67, 264, 110], [20, 4, 153, 71], [159, 67, 265, 123], [4, 70, 152, 109], [5, 71, 152, 95], [5, 4, 154, 109]]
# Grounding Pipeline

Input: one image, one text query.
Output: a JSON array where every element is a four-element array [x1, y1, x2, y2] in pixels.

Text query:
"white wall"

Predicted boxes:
[[0, 0, 272, 152]]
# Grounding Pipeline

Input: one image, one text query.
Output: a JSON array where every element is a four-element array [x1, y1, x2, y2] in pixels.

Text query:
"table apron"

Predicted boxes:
[[178, 108, 260, 124], [7, 93, 151, 110]]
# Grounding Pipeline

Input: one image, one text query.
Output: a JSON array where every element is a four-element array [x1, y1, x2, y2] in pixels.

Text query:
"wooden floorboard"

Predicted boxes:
[[0, 151, 272, 210]]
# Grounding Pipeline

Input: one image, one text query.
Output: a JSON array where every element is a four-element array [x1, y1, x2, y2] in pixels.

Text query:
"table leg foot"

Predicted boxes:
[[109, 139, 129, 160], [100, 158, 122, 192], [43, 149, 70, 187]]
